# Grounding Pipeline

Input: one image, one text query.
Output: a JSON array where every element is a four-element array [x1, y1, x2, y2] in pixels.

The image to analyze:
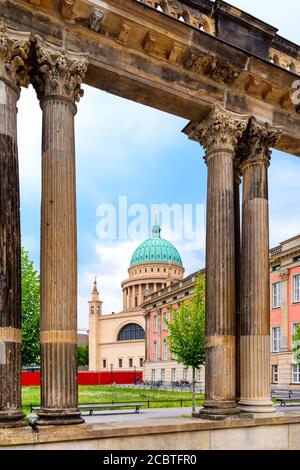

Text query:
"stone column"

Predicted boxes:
[[239, 118, 282, 413], [184, 105, 248, 418], [0, 26, 30, 428], [122, 288, 126, 311], [234, 164, 242, 401], [32, 37, 88, 426], [138, 284, 142, 306]]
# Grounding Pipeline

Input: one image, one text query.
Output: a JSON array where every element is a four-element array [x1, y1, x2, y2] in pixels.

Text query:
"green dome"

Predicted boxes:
[[130, 224, 183, 268]]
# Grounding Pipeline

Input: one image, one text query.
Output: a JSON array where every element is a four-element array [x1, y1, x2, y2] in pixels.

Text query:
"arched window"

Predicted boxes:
[[117, 323, 145, 341]]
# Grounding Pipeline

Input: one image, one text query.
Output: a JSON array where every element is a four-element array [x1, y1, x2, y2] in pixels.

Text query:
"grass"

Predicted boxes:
[[22, 385, 204, 414]]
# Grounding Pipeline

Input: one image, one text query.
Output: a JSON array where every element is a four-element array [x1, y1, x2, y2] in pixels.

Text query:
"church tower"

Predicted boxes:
[[88, 278, 102, 371]]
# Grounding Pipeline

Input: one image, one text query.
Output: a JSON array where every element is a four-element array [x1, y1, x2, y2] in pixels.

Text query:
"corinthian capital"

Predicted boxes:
[[238, 117, 283, 170], [0, 24, 31, 88], [183, 105, 249, 155], [32, 36, 88, 104]]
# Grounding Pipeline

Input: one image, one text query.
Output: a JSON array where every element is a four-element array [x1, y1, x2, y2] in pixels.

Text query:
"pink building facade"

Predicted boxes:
[[270, 236, 300, 389], [143, 273, 204, 384], [144, 236, 300, 390]]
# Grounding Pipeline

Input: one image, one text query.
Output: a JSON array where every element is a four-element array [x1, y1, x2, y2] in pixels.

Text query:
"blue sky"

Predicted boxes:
[[18, 0, 300, 329]]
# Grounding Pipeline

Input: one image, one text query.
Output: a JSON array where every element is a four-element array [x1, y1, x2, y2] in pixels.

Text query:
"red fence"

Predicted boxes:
[[21, 371, 143, 387]]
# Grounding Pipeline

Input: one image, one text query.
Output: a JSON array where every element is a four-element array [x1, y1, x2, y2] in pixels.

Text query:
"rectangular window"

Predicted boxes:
[[118, 358, 123, 368], [103, 359, 107, 369], [163, 340, 168, 361], [163, 312, 168, 331], [272, 282, 281, 309], [151, 369, 156, 381], [292, 364, 300, 384], [272, 365, 279, 384], [196, 369, 201, 382], [272, 327, 281, 353], [153, 341, 157, 362], [161, 369, 165, 382], [171, 368, 176, 382], [129, 358, 133, 368], [293, 275, 300, 303], [183, 368, 188, 381], [139, 357, 143, 368], [153, 315, 158, 333]]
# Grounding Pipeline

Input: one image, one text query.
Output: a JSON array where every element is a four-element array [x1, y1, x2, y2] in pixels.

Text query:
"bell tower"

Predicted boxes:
[[88, 277, 102, 370]]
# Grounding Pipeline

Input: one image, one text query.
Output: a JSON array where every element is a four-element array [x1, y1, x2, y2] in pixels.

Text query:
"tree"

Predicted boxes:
[[292, 325, 300, 365], [78, 344, 89, 367], [165, 272, 205, 413], [21, 247, 40, 366]]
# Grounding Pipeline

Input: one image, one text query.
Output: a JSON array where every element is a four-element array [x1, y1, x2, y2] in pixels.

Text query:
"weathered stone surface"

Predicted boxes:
[[238, 118, 283, 413], [0, 0, 299, 155], [1, 414, 300, 449], [184, 105, 248, 418], [0, 24, 30, 428], [32, 39, 88, 426]]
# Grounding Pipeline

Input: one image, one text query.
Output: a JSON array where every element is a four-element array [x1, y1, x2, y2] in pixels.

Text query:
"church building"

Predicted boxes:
[[88, 223, 185, 373]]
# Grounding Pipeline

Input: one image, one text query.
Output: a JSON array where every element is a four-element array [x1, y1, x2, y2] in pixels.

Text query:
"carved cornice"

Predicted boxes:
[[270, 47, 300, 76], [280, 269, 289, 282], [32, 36, 88, 104], [238, 117, 283, 171], [183, 105, 249, 154], [0, 24, 31, 89], [60, 0, 77, 20], [184, 51, 240, 85], [136, 0, 215, 34]]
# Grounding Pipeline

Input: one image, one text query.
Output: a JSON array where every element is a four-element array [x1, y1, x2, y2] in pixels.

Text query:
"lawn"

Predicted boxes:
[[22, 385, 204, 414]]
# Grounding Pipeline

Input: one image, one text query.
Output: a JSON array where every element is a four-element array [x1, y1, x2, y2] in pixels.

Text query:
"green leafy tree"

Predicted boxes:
[[78, 344, 89, 367], [21, 247, 40, 366], [165, 272, 205, 413], [292, 325, 300, 365]]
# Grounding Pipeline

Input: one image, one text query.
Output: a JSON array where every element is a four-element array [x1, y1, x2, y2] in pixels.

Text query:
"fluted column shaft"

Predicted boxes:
[[0, 26, 30, 428], [32, 38, 88, 425], [184, 105, 248, 418], [239, 118, 282, 413], [234, 167, 241, 401], [38, 96, 82, 424]]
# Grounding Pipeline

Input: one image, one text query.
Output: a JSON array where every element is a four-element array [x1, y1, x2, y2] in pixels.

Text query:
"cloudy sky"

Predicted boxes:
[[18, 0, 300, 330]]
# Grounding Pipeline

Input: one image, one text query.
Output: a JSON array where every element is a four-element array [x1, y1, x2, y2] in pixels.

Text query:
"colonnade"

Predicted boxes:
[[184, 106, 282, 417], [0, 23, 282, 427], [0, 26, 88, 427]]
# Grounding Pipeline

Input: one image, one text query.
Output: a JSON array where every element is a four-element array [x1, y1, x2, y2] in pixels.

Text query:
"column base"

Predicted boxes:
[[0, 410, 27, 428], [35, 408, 84, 426], [239, 399, 275, 414], [195, 400, 241, 421]]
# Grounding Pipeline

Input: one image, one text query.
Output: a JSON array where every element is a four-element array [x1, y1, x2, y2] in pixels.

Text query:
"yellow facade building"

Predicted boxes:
[[88, 223, 184, 372]]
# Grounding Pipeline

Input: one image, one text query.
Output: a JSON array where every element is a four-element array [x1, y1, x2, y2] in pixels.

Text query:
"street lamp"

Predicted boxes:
[[110, 363, 113, 385]]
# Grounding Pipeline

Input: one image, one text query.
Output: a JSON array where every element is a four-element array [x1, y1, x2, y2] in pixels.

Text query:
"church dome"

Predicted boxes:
[[130, 224, 183, 267]]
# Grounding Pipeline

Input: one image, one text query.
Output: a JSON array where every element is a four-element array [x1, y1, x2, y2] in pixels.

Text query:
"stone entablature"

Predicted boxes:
[[4, 0, 300, 156], [135, 0, 215, 35]]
